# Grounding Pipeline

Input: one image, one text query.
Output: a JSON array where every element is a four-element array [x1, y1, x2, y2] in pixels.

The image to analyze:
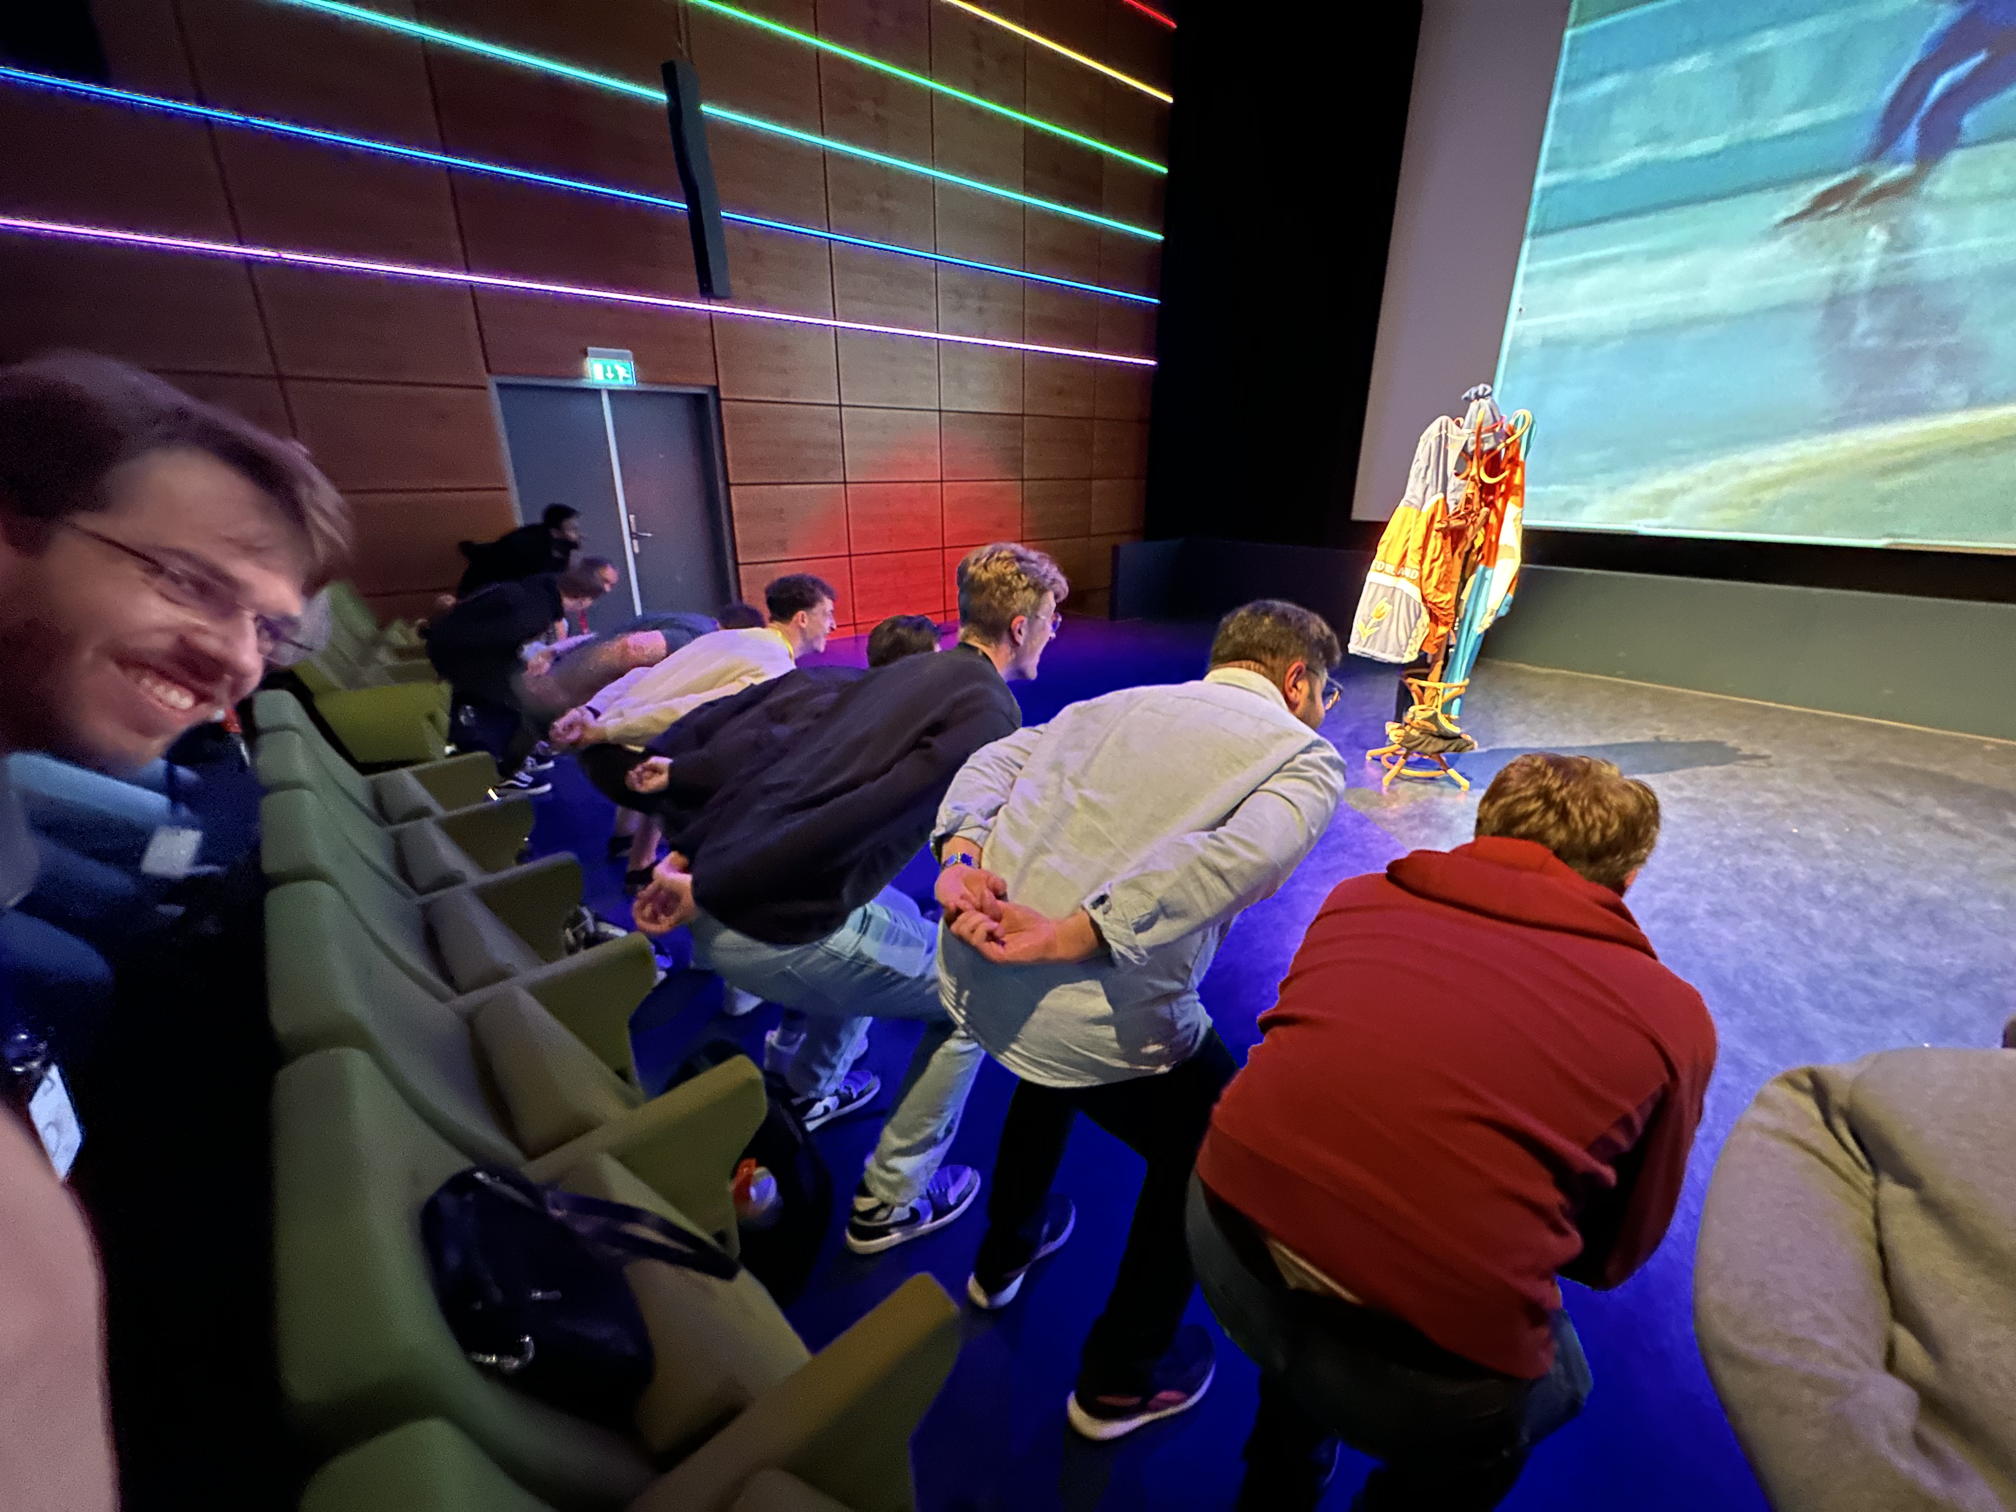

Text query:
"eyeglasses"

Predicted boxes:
[[64, 522, 308, 660], [1321, 678, 1342, 711]]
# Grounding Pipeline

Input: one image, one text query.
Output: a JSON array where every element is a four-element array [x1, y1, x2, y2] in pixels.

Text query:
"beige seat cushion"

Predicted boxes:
[[561, 1156, 811, 1462], [471, 989, 641, 1156]]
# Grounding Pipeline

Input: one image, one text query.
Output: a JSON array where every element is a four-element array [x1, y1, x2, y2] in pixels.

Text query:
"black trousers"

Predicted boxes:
[[974, 1031, 1236, 1395], [450, 695, 534, 774], [1188, 1180, 1591, 1512]]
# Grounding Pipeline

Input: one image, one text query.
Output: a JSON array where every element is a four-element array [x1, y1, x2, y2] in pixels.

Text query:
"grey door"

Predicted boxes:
[[493, 381, 735, 633], [608, 388, 734, 617], [490, 384, 629, 634]]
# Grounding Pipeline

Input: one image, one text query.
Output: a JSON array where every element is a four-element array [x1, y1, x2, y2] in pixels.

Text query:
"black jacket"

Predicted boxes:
[[650, 646, 1021, 944], [456, 523, 574, 594], [423, 575, 562, 707]]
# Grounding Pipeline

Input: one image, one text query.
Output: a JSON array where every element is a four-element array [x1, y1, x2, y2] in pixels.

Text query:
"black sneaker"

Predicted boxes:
[[845, 1166, 981, 1255], [563, 908, 630, 951], [1066, 1325, 1216, 1442], [785, 1069, 880, 1133], [966, 1196, 1076, 1310], [497, 768, 551, 796]]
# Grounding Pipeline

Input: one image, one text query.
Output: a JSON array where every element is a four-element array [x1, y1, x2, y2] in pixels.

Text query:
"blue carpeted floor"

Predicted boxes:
[[529, 617, 2016, 1511]]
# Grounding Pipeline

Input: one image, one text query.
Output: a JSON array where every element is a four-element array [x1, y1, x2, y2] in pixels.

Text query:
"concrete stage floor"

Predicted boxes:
[[534, 615, 2016, 1511]]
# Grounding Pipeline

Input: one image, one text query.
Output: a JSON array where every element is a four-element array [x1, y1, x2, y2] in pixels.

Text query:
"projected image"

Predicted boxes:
[[1498, 0, 2016, 550]]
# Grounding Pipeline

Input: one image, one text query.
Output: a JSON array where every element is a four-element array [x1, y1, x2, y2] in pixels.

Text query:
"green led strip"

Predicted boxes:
[[273, 0, 1161, 240], [688, 0, 1164, 175]]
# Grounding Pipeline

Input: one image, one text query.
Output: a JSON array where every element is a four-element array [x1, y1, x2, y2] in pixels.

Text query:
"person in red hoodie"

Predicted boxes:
[[1191, 752, 1716, 1511]]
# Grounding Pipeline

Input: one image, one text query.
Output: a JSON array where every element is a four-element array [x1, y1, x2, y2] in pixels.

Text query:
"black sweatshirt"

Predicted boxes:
[[423, 574, 562, 707], [647, 644, 1021, 944]]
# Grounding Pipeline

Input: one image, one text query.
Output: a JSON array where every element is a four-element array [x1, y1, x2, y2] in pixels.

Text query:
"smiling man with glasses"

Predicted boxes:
[[0, 353, 347, 773], [0, 351, 347, 1510]]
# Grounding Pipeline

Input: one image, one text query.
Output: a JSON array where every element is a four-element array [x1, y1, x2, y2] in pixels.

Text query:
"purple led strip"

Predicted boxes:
[[0, 215, 1157, 368]]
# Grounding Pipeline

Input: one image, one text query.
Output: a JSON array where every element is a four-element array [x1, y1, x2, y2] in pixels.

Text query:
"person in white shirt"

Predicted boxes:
[[933, 599, 1348, 1444], [551, 573, 836, 880]]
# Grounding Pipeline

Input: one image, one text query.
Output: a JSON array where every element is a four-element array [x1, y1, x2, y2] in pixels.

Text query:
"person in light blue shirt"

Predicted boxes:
[[933, 599, 1348, 1444]]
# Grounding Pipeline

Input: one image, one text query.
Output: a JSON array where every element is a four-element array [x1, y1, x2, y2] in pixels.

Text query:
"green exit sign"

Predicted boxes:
[[584, 347, 637, 386]]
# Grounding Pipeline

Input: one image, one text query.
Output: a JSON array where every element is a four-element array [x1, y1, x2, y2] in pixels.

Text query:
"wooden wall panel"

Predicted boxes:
[[0, 241, 273, 375], [940, 411, 1022, 480], [252, 267, 487, 386], [344, 489, 516, 595], [5, 0, 1160, 614], [1023, 479, 1090, 539], [286, 381, 508, 492], [731, 483, 852, 562], [846, 482, 942, 552], [842, 406, 942, 481], [722, 401, 846, 483], [851, 546, 946, 623], [472, 291, 717, 387], [736, 554, 853, 615], [942, 480, 1024, 547]]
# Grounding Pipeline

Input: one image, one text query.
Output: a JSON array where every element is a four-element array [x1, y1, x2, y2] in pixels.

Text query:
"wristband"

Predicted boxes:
[[941, 852, 978, 870]]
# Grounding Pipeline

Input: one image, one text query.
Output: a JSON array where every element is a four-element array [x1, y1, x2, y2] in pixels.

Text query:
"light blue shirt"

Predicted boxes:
[[935, 667, 1347, 1088]]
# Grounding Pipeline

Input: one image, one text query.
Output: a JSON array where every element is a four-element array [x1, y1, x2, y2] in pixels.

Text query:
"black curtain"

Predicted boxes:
[[1146, 4, 1423, 548]]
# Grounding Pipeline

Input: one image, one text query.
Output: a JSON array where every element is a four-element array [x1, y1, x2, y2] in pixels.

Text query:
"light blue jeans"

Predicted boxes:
[[691, 887, 987, 1206]]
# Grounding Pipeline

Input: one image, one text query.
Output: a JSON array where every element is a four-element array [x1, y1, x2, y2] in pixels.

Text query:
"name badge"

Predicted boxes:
[[140, 826, 204, 879], [28, 1067, 82, 1179]]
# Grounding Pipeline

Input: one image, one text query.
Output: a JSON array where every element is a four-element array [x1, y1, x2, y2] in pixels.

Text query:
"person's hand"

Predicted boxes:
[[625, 756, 673, 795], [951, 903, 1100, 966], [547, 707, 596, 750], [523, 647, 556, 677], [935, 859, 1007, 922], [632, 851, 696, 936]]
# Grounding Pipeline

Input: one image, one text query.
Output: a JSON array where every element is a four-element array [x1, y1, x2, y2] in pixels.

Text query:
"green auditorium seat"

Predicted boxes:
[[282, 641, 453, 767], [254, 690, 508, 815], [265, 878, 752, 1246], [259, 797, 649, 1074], [299, 1420, 865, 1512], [275, 1050, 959, 1511], [323, 581, 428, 664], [255, 736, 531, 889]]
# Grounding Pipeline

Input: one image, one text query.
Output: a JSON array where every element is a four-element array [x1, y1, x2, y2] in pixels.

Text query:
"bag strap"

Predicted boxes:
[[541, 1186, 741, 1281], [461, 1167, 740, 1281]]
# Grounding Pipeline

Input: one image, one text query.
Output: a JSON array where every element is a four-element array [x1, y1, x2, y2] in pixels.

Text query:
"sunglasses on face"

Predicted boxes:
[[65, 522, 309, 661]]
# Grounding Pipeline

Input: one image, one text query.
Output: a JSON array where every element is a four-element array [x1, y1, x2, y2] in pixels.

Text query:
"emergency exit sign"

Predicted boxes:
[[584, 347, 637, 386]]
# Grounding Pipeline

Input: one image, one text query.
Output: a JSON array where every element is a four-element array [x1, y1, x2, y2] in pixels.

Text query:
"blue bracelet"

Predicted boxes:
[[942, 852, 978, 869]]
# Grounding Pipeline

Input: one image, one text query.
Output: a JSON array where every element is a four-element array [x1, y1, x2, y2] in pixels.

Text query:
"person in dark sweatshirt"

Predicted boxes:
[[1191, 753, 1717, 1511], [454, 502, 582, 594], [422, 559, 612, 782], [631, 543, 1067, 1253]]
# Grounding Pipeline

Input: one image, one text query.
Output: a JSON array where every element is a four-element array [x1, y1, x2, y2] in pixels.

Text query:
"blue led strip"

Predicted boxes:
[[0, 64, 1157, 305], [270, 0, 1163, 241]]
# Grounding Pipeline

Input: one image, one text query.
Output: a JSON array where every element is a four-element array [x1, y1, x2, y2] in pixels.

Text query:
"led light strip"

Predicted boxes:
[[686, 0, 1164, 174], [272, 0, 1161, 240], [0, 214, 1157, 366], [1120, 0, 1177, 29], [938, 0, 1172, 103], [0, 65, 1157, 305]]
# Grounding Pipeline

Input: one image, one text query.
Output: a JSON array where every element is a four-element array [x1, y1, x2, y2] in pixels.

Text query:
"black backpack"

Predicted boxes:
[[422, 1164, 739, 1427], [675, 1037, 832, 1305]]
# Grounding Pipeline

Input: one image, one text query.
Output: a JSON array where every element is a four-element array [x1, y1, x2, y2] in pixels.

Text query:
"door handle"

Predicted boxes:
[[631, 530, 654, 540]]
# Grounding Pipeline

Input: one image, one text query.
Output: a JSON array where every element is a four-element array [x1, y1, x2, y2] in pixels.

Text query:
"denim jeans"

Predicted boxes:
[[690, 887, 986, 1206], [1188, 1179, 1591, 1511]]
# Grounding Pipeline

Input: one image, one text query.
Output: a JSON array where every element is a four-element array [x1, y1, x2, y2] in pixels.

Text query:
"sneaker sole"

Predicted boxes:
[[964, 1206, 1076, 1310], [1064, 1359, 1216, 1443], [844, 1183, 980, 1256]]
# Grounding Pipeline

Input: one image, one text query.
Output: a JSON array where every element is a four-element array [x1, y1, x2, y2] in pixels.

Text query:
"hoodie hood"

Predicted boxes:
[[1386, 836, 1657, 959]]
